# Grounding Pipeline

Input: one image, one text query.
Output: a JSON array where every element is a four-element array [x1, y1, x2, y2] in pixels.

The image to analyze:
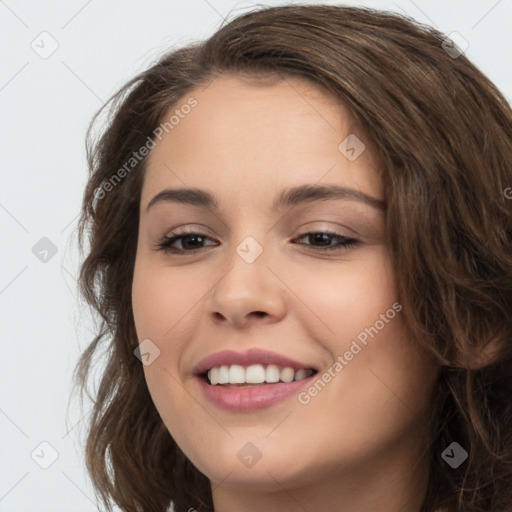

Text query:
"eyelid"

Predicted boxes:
[[154, 227, 360, 255], [164, 224, 215, 238], [291, 221, 359, 237], [158, 222, 354, 243]]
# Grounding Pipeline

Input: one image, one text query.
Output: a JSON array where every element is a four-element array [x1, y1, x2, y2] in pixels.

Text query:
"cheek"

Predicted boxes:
[[281, 246, 398, 342], [287, 248, 434, 408], [132, 258, 211, 401], [132, 261, 199, 443], [131, 260, 192, 411], [131, 259, 203, 344], [131, 246, 399, 368]]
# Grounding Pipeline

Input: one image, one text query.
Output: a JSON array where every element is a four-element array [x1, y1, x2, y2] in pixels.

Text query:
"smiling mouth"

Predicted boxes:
[[201, 363, 318, 387]]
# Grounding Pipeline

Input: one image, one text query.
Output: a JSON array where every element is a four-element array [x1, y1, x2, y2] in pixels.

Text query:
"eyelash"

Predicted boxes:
[[154, 229, 359, 254]]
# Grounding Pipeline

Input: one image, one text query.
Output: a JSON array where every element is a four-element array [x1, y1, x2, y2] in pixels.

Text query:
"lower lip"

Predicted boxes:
[[196, 374, 316, 411]]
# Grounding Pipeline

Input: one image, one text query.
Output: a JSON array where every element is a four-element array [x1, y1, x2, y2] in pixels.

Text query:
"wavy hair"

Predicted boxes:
[[73, 4, 512, 512]]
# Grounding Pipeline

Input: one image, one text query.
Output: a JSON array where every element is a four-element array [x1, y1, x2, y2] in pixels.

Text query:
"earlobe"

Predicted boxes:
[[470, 336, 503, 369], [454, 335, 503, 370]]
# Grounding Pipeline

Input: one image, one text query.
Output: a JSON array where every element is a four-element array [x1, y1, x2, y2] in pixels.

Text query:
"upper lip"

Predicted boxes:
[[193, 348, 318, 376]]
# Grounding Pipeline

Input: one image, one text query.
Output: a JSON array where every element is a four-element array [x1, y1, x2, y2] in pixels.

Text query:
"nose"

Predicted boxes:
[[204, 243, 287, 328]]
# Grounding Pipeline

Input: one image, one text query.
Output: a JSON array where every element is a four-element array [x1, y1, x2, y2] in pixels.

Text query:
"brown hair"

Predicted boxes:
[[73, 4, 512, 512]]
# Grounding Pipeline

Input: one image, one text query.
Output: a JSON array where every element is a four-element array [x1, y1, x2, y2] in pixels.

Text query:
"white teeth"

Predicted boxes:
[[218, 365, 229, 384], [246, 364, 266, 384], [265, 364, 280, 383], [208, 368, 218, 385], [228, 364, 246, 384], [294, 368, 309, 381], [280, 367, 295, 383], [205, 364, 314, 385]]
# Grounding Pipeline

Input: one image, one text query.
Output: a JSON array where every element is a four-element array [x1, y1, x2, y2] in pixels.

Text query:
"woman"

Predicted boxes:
[[73, 5, 512, 512]]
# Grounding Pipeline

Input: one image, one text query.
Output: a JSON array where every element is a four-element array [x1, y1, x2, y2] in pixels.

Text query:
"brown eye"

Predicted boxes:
[[155, 231, 218, 254], [292, 231, 359, 251]]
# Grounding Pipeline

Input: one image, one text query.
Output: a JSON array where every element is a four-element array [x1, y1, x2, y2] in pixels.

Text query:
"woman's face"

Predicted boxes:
[[132, 74, 439, 498]]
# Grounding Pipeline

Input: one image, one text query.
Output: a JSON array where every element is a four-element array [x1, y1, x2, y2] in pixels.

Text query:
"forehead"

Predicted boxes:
[[142, 74, 383, 209]]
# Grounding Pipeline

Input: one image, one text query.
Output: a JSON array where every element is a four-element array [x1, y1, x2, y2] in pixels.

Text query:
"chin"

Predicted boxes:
[[189, 442, 316, 490]]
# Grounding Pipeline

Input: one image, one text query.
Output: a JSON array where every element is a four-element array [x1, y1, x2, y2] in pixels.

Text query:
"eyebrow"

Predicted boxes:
[[146, 184, 386, 213]]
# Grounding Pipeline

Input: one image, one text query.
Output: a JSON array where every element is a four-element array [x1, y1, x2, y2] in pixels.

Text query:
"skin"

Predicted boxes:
[[131, 74, 441, 512]]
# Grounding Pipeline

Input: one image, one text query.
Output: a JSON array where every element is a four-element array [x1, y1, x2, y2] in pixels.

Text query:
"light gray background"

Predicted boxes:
[[1, 1, 511, 510]]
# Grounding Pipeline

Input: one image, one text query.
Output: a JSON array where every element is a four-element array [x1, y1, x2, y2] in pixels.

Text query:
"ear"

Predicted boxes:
[[466, 335, 503, 370]]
